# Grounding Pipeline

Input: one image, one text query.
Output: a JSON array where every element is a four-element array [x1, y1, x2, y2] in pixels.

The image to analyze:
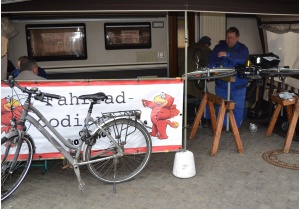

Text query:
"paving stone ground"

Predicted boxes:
[[1, 120, 299, 209]]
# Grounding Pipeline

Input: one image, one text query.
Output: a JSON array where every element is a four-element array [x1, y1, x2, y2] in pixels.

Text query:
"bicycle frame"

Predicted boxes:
[[18, 97, 125, 168]]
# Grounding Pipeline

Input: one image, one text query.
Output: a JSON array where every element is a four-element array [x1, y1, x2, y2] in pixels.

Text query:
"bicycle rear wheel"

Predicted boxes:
[[1, 135, 33, 201], [184, 67, 236, 80], [85, 118, 152, 183]]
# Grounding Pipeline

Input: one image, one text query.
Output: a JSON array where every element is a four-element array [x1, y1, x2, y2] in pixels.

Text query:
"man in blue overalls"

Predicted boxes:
[[207, 27, 249, 129]]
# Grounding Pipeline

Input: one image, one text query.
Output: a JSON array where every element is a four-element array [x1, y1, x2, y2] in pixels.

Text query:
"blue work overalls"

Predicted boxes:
[[207, 41, 249, 128]]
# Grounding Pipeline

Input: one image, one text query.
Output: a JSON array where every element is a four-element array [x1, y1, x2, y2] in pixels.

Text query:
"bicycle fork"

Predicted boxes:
[[8, 130, 24, 174]]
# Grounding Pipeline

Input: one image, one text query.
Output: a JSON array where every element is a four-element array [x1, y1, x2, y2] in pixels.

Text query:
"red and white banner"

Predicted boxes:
[[1, 79, 184, 159]]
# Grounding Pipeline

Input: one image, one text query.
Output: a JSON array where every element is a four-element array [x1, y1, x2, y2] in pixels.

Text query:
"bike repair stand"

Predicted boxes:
[[173, 11, 196, 178], [189, 91, 244, 156]]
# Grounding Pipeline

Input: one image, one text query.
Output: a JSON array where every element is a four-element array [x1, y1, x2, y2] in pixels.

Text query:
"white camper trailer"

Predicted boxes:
[[1, 0, 298, 80]]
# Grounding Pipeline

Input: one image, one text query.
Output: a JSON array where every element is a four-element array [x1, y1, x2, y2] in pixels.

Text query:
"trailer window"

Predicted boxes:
[[26, 23, 87, 61], [104, 22, 151, 50]]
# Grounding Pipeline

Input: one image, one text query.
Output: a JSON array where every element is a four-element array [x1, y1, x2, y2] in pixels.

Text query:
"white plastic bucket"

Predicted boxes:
[[173, 150, 196, 178]]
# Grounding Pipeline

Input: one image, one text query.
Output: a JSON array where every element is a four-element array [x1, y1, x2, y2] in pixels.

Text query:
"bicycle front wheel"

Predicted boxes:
[[1, 135, 33, 201], [85, 118, 152, 183]]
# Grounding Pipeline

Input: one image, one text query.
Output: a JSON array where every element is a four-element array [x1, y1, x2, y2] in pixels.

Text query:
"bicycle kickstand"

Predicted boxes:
[[113, 157, 118, 194], [73, 163, 86, 190]]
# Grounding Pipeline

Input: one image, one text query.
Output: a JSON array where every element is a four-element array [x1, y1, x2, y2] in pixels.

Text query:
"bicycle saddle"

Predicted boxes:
[[78, 92, 108, 101]]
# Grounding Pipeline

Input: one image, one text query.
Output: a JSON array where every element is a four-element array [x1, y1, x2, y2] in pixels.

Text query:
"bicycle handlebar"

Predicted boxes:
[[4, 76, 62, 101], [5, 75, 15, 88], [34, 92, 61, 102], [43, 93, 61, 99]]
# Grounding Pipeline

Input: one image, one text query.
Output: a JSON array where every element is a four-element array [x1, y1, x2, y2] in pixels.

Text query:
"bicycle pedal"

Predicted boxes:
[[62, 164, 73, 169]]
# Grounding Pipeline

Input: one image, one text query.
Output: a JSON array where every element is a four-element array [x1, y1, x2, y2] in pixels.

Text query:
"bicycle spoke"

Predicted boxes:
[[1, 135, 33, 201], [85, 118, 151, 183]]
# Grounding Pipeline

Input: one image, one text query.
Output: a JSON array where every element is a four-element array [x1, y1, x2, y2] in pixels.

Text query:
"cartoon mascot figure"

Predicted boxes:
[[1, 97, 23, 133], [142, 92, 180, 140]]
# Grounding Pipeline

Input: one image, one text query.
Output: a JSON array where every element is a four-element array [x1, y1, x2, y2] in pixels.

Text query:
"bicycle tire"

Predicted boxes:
[[259, 69, 299, 77], [184, 68, 236, 80], [85, 118, 152, 183], [1, 135, 33, 201]]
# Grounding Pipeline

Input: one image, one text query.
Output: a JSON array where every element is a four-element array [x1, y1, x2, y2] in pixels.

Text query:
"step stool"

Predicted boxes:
[[266, 93, 299, 153]]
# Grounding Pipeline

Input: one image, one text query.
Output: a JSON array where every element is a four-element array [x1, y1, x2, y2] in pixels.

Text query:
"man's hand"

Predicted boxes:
[[218, 51, 227, 57]]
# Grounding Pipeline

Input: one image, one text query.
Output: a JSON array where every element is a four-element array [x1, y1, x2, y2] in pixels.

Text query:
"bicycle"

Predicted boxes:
[[1, 76, 152, 201]]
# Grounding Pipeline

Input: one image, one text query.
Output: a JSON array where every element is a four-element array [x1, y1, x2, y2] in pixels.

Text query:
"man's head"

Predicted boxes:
[[19, 57, 39, 75], [17, 56, 28, 69], [198, 36, 211, 47], [226, 27, 240, 48]]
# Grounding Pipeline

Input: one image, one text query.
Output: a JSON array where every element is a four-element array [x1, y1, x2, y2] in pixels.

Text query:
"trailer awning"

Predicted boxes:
[[1, 0, 299, 16]]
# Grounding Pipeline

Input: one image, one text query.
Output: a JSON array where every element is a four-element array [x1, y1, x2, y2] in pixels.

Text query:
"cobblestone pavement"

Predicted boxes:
[[1, 120, 299, 209]]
